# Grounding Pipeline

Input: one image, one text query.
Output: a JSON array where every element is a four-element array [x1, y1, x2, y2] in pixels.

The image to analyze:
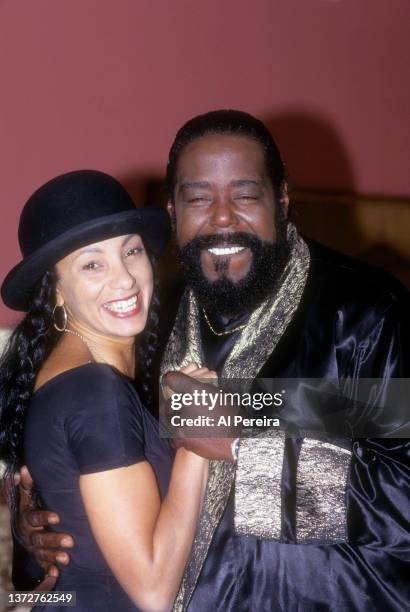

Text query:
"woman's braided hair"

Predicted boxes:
[[0, 271, 58, 515]]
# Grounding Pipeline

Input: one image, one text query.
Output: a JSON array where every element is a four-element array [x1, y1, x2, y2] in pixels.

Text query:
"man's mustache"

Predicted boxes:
[[182, 232, 267, 252]]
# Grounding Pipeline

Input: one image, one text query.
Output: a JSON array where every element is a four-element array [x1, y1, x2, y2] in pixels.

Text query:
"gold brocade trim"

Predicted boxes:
[[222, 225, 310, 380], [234, 429, 285, 538], [162, 223, 311, 611], [295, 439, 352, 543], [172, 460, 235, 612], [160, 290, 203, 375]]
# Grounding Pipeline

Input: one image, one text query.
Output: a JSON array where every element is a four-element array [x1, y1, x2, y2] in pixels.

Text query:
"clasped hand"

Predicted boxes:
[[161, 363, 241, 461]]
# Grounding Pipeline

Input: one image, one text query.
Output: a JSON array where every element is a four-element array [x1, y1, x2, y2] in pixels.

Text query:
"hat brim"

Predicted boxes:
[[1, 208, 170, 311]]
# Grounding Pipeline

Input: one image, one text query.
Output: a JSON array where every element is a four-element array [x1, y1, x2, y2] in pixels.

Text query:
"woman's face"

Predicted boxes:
[[55, 234, 153, 340]]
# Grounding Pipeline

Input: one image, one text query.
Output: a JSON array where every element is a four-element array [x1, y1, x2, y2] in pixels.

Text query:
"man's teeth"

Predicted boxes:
[[104, 295, 138, 313], [207, 246, 245, 256]]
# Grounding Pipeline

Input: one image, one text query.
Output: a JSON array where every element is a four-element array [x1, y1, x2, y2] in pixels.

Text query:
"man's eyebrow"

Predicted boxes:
[[231, 179, 263, 188], [179, 181, 211, 190]]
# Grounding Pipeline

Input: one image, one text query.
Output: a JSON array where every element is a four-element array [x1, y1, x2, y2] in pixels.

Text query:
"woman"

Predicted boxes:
[[0, 170, 214, 611]]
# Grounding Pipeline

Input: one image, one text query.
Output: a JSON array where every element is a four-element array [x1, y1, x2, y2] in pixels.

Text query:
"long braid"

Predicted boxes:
[[136, 277, 160, 415], [0, 271, 59, 516]]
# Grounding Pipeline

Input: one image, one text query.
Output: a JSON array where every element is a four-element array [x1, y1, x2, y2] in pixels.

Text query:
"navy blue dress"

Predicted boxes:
[[24, 363, 174, 611]]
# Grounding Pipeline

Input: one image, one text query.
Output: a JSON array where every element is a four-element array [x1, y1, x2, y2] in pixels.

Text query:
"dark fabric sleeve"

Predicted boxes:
[[65, 370, 147, 475], [346, 294, 410, 554]]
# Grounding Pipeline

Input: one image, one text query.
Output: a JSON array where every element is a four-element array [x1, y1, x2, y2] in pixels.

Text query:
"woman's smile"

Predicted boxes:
[[102, 292, 142, 318]]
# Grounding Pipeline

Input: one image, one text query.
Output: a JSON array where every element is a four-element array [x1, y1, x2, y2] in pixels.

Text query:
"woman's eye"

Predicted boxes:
[[82, 261, 100, 271], [126, 246, 143, 257]]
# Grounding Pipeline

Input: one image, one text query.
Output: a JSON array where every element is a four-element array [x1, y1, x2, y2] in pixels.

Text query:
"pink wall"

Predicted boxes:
[[0, 0, 409, 325]]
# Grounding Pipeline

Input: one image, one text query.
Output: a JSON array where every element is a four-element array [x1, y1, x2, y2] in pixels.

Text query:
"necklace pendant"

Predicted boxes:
[[202, 308, 247, 337]]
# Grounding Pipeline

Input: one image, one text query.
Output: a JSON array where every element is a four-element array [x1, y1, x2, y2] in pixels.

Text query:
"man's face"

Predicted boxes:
[[168, 134, 280, 284]]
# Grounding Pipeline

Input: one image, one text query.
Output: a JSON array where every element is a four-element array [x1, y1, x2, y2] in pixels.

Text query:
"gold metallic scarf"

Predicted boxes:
[[161, 223, 310, 611]]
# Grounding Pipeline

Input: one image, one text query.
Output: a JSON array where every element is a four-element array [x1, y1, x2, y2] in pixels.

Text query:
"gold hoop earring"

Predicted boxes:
[[53, 304, 67, 332]]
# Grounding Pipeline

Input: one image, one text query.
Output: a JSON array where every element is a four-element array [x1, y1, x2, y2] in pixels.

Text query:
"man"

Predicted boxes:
[[15, 110, 410, 611]]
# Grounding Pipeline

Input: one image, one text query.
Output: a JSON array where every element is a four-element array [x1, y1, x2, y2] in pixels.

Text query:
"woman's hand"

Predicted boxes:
[[162, 365, 241, 461]]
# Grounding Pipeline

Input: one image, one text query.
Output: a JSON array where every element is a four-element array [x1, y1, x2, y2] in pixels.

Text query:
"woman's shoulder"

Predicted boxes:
[[32, 363, 142, 413], [30, 363, 152, 474]]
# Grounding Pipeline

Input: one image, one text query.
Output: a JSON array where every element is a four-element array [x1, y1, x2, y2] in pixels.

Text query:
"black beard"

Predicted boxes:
[[177, 227, 290, 318]]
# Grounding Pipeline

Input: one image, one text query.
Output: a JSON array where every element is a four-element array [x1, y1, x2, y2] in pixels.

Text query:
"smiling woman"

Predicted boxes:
[[0, 170, 214, 611], [52, 233, 154, 377]]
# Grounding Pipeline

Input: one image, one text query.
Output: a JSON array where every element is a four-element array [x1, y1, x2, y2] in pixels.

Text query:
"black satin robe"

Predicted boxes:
[[190, 241, 410, 611]]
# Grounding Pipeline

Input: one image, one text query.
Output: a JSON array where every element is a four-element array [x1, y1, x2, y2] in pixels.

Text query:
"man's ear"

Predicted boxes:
[[166, 201, 176, 231], [280, 183, 290, 218]]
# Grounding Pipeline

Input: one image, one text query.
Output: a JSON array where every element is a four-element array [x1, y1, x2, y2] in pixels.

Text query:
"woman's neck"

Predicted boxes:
[[65, 321, 136, 378]]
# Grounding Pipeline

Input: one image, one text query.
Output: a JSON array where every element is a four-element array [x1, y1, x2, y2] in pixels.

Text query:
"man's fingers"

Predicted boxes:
[[18, 466, 35, 513], [55, 552, 71, 564], [163, 371, 193, 393], [30, 531, 72, 549], [45, 564, 59, 578], [26, 509, 60, 528], [33, 573, 58, 593], [34, 548, 60, 564], [163, 371, 214, 394], [35, 547, 71, 565], [19, 465, 34, 490]]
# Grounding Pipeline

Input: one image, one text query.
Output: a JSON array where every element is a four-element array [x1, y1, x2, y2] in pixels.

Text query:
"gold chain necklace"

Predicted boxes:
[[63, 328, 106, 364], [201, 308, 247, 337]]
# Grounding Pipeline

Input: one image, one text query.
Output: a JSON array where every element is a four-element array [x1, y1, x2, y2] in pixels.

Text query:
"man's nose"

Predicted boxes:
[[209, 196, 239, 229]]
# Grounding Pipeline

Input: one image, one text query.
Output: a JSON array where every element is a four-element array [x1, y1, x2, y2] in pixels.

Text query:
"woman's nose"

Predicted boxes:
[[110, 262, 136, 290]]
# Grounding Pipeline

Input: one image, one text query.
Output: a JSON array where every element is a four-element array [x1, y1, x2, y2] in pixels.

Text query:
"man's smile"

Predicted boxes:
[[200, 245, 252, 282], [207, 245, 246, 256]]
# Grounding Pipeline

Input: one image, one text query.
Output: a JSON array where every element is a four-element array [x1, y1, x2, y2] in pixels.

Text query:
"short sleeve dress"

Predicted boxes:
[[24, 363, 174, 611]]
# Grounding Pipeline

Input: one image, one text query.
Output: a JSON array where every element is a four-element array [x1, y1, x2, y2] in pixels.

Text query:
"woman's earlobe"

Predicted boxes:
[[55, 288, 64, 308]]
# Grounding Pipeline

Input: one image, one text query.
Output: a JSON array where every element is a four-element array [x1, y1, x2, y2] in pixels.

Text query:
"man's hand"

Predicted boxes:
[[162, 367, 241, 461], [17, 466, 74, 580]]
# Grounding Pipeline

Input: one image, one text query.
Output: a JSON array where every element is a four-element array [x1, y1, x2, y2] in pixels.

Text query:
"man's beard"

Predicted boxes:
[[177, 224, 290, 318]]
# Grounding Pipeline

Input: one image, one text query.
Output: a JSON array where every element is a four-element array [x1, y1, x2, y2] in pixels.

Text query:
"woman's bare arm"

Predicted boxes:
[[80, 449, 207, 612], [79, 364, 214, 612]]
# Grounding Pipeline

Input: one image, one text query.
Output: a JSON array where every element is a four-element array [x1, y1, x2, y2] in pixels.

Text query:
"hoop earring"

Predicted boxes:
[[53, 304, 67, 332]]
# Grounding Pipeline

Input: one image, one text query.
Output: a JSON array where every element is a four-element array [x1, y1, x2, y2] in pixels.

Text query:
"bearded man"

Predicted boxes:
[[15, 111, 410, 611]]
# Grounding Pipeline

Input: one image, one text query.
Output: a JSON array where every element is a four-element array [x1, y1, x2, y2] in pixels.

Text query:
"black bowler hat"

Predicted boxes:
[[1, 169, 171, 311]]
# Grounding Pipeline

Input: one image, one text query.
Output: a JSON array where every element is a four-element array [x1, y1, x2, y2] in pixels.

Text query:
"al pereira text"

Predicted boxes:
[[169, 415, 280, 427]]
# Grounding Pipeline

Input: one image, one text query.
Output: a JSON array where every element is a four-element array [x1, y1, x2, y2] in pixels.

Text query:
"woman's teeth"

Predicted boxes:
[[103, 295, 139, 313], [208, 246, 245, 256]]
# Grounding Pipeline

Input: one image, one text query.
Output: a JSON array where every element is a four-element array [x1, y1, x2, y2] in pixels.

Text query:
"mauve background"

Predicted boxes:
[[0, 0, 409, 328]]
